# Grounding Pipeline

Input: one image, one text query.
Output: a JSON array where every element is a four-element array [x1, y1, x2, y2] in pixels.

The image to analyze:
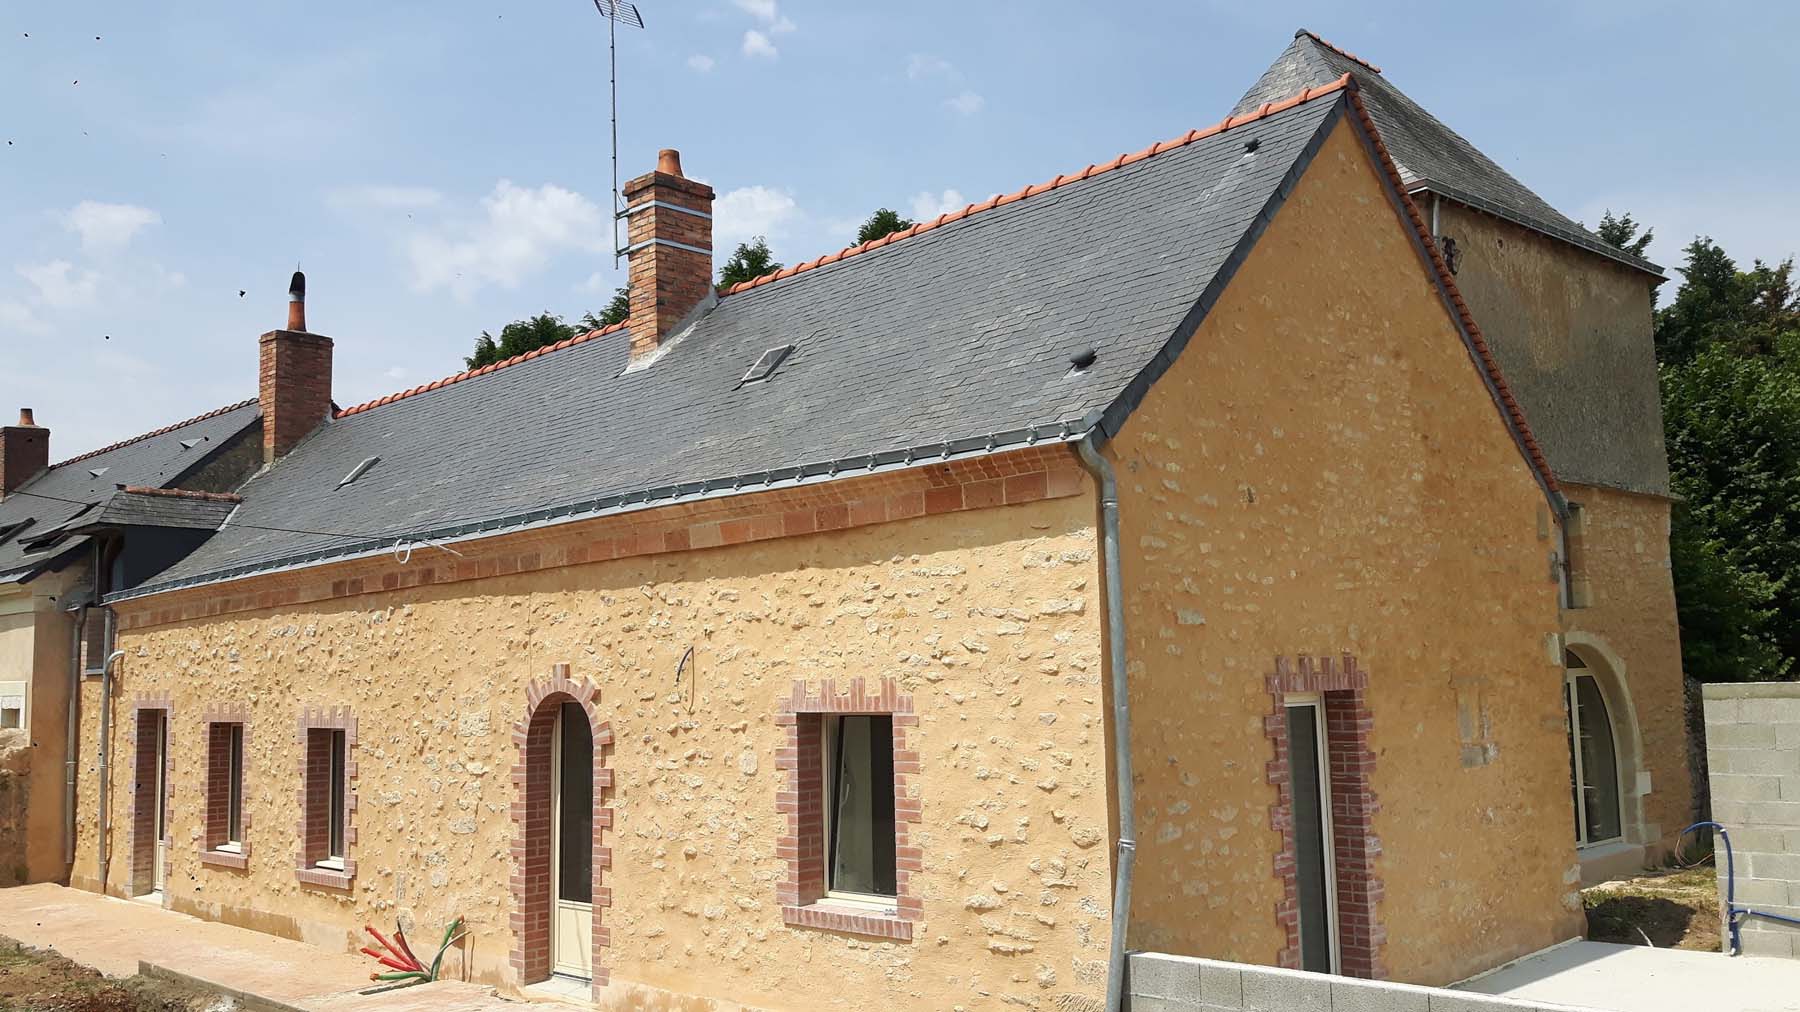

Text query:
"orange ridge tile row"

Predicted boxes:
[[1298, 29, 1382, 74], [52, 397, 259, 469], [334, 320, 631, 418], [719, 74, 1356, 297], [1344, 87, 1559, 496], [329, 77, 1354, 422]]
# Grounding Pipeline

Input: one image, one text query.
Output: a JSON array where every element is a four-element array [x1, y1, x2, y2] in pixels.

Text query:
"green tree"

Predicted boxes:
[[717, 237, 782, 292], [579, 287, 631, 331], [855, 208, 915, 245], [1593, 209, 1654, 258], [464, 311, 579, 369], [1654, 238, 1800, 366]]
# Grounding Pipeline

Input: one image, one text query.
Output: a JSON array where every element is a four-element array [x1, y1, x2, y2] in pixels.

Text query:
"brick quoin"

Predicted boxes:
[[199, 703, 252, 870], [510, 665, 613, 999], [294, 707, 358, 890], [126, 693, 173, 901], [1264, 654, 1385, 979], [775, 677, 921, 941]]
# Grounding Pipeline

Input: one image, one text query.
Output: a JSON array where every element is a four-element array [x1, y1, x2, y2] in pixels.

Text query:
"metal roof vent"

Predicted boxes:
[[87, 467, 108, 479], [1067, 347, 1098, 375], [737, 344, 794, 388], [337, 456, 380, 489], [179, 438, 202, 450]]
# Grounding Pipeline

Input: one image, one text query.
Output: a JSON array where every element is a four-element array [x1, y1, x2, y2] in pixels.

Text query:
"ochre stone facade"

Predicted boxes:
[[75, 475, 1115, 1010], [1109, 118, 1579, 986]]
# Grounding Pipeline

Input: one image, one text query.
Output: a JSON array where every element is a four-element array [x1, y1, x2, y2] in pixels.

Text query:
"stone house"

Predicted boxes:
[[1236, 31, 1690, 887], [0, 401, 263, 885], [53, 62, 1667, 1011]]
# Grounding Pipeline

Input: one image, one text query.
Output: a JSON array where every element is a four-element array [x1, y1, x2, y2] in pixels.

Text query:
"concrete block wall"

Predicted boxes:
[[1127, 953, 1600, 1011], [1703, 682, 1800, 958]]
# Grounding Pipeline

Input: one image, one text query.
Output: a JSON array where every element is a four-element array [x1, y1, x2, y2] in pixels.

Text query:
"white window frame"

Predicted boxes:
[[819, 714, 900, 912], [1565, 663, 1624, 848], [315, 728, 347, 870], [225, 723, 245, 847], [1285, 693, 1341, 976]]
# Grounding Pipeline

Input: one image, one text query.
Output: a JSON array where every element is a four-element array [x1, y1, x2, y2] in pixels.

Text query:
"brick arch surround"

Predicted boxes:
[[510, 665, 614, 996]]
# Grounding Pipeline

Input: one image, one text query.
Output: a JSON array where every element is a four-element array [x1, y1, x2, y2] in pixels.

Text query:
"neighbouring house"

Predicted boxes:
[[0, 401, 263, 887], [59, 69, 1640, 1011], [1235, 30, 1691, 888]]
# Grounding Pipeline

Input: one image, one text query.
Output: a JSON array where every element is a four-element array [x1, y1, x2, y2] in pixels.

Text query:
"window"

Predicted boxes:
[[82, 608, 114, 676], [202, 718, 249, 867], [822, 715, 897, 901], [1565, 651, 1622, 845], [296, 712, 356, 889], [325, 729, 347, 863], [1285, 698, 1338, 974]]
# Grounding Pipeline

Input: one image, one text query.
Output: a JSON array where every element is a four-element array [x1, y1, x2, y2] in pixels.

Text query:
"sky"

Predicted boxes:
[[3, 1, 1796, 458]]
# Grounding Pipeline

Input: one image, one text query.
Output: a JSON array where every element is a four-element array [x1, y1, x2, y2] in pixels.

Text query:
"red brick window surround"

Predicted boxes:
[[127, 693, 173, 900], [1264, 654, 1383, 979], [295, 707, 357, 890], [510, 665, 614, 998], [775, 677, 920, 942], [200, 703, 252, 870]]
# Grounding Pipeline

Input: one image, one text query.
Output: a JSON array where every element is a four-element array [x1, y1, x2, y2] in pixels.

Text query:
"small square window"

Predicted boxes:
[[821, 714, 897, 901]]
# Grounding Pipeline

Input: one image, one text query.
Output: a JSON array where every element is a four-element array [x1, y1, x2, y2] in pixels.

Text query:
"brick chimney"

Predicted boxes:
[[259, 271, 333, 463], [0, 408, 48, 498], [622, 148, 715, 360]]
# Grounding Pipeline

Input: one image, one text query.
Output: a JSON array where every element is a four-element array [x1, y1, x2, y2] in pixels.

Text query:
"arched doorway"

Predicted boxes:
[[512, 668, 611, 992], [1561, 638, 1650, 883]]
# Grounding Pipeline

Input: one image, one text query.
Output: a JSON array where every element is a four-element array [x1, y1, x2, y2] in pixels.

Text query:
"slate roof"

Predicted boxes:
[[0, 400, 261, 583], [120, 81, 1556, 601], [81, 488, 241, 532], [1234, 31, 1662, 277]]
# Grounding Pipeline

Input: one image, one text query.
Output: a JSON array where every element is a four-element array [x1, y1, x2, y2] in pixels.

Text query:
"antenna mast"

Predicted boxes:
[[592, 0, 645, 267]]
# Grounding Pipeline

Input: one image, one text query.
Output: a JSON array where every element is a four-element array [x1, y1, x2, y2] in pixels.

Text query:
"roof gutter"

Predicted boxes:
[[1076, 435, 1136, 1012]]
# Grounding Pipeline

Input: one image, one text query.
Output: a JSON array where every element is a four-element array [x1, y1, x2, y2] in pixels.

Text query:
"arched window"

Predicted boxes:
[[1565, 650, 1622, 845]]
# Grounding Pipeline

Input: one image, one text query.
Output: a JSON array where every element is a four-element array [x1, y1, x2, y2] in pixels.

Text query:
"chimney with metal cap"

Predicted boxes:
[[259, 271, 333, 463], [0, 408, 49, 498], [622, 147, 715, 360]]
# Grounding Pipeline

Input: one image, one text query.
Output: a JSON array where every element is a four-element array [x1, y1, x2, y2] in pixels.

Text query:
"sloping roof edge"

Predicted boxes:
[[1406, 177, 1664, 278], [52, 397, 260, 468]]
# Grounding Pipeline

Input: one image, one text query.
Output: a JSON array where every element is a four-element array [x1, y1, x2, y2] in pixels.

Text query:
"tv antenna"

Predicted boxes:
[[592, 0, 645, 267]]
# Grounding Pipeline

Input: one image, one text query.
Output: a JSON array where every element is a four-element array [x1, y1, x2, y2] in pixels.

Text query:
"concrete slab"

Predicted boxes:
[[0, 883, 515, 1011], [1458, 940, 1800, 1012]]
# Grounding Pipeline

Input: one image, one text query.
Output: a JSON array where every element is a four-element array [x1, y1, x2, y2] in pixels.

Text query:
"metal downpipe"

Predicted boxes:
[[62, 602, 87, 870], [1078, 436, 1136, 1012], [95, 642, 122, 892]]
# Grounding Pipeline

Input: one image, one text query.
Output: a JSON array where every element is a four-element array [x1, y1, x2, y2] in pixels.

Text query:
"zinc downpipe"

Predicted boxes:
[[95, 645, 123, 893], [1077, 436, 1136, 1012], [62, 602, 87, 869]]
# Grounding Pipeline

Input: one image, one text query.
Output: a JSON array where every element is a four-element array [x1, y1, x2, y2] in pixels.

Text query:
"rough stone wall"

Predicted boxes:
[[1110, 118, 1577, 986], [0, 572, 77, 885], [0, 727, 28, 885], [1704, 682, 1800, 958], [1561, 482, 1693, 860], [1432, 200, 1667, 497], [76, 492, 1115, 1011]]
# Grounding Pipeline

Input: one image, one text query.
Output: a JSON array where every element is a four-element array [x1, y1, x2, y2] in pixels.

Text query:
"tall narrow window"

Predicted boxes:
[[1565, 652, 1622, 845], [823, 715, 897, 900], [326, 728, 347, 862], [226, 723, 245, 845], [1285, 699, 1338, 974]]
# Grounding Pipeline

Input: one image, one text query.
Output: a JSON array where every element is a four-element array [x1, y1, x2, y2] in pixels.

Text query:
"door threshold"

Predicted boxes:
[[526, 974, 592, 1000], [133, 891, 164, 906]]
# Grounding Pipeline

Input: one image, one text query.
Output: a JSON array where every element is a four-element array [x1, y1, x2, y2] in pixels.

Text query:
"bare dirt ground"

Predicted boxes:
[[1584, 865, 1723, 952], [0, 937, 219, 1012]]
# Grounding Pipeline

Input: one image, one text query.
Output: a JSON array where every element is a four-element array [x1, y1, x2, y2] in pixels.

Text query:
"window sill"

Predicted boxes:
[[199, 848, 249, 870], [296, 862, 354, 890], [782, 900, 914, 941]]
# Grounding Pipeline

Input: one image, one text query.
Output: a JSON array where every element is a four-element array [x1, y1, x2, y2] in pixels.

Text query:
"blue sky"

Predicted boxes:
[[3, 1, 1794, 457]]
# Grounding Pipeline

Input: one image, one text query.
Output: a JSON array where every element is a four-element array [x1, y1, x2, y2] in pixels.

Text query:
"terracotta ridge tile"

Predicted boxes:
[[1296, 29, 1382, 74], [117, 485, 243, 503], [334, 320, 631, 419], [51, 397, 259, 469], [1344, 87, 1559, 497], [717, 75, 1354, 298]]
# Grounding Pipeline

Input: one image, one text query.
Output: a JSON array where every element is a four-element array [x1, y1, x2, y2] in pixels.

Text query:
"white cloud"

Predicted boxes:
[[63, 201, 160, 254], [714, 185, 800, 250], [944, 90, 985, 116], [327, 184, 444, 210], [733, 0, 794, 30], [910, 189, 968, 222], [907, 53, 956, 81], [383, 366, 409, 382], [18, 260, 100, 310], [742, 30, 778, 59], [0, 299, 46, 336], [687, 54, 716, 73], [405, 180, 608, 298]]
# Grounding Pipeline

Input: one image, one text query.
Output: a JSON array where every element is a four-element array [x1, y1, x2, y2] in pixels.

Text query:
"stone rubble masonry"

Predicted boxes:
[[509, 665, 614, 999], [1703, 682, 1800, 959], [258, 328, 333, 464], [1263, 654, 1383, 979], [1126, 951, 1604, 1012], [199, 703, 251, 870], [128, 692, 172, 901], [775, 676, 921, 941], [294, 707, 357, 890], [118, 444, 1084, 634]]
